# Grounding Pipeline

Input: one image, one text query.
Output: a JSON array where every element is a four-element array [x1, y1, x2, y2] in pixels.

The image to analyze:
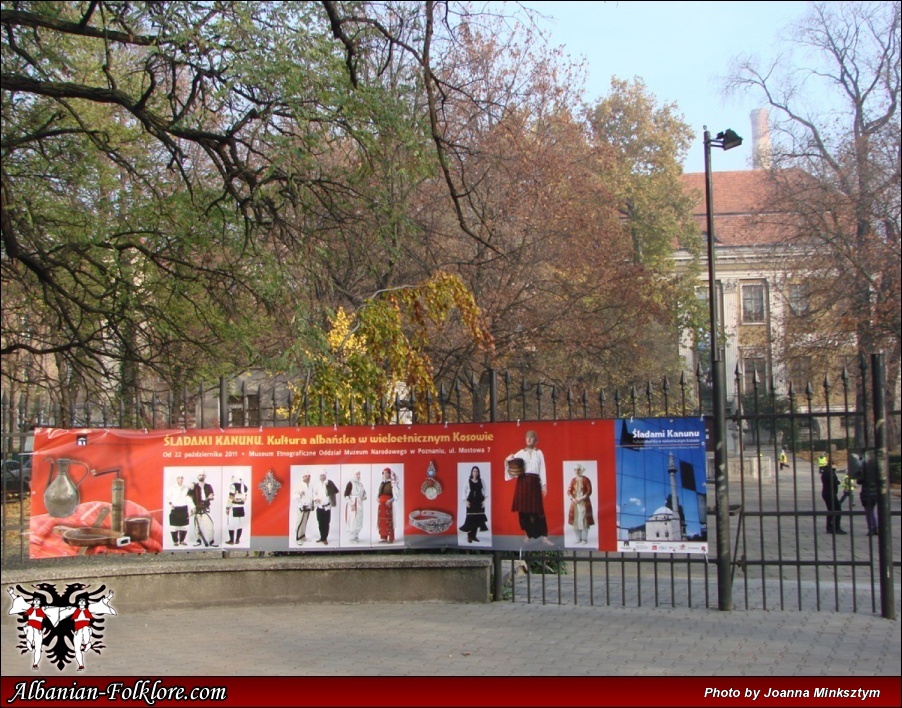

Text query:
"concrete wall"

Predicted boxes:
[[1, 554, 493, 614]]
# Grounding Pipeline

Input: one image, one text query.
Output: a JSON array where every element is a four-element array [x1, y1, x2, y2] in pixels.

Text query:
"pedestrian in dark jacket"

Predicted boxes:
[[819, 457, 845, 534], [854, 456, 879, 537]]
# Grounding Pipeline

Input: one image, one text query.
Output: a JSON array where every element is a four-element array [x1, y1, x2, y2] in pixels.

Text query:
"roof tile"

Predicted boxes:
[[681, 170, 794, 246]]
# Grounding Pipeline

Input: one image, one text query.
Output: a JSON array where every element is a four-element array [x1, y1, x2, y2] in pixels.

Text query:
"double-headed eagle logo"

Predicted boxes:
[[7, 583, 117, 672]]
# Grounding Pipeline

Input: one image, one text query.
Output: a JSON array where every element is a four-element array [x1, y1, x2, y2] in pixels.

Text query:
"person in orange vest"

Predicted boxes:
[[840, 471, 854, 506]]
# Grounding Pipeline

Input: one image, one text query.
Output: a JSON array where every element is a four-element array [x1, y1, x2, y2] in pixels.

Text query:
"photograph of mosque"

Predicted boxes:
[[615, 418, 708, 554]]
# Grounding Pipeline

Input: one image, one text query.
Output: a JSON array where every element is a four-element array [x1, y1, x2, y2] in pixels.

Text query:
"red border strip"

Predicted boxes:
[[2, 676, 900, 707]]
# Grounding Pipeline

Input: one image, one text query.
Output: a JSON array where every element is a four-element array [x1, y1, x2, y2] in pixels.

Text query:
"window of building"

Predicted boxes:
[[228, 393, 260, 427], [742, 355, 768, 393], [788, 283, 809, 316], [741, 283, 766, 323]]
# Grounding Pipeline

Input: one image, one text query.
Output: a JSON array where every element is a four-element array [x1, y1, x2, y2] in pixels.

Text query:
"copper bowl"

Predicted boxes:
[[62, 528, 124, 547]]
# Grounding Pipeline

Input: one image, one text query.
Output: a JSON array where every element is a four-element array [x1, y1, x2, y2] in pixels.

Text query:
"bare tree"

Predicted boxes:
[[727, 1, 901, 447]]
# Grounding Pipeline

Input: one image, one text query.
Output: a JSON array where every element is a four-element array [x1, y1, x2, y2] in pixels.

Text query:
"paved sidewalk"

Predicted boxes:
[[3, 600, 899, 677]]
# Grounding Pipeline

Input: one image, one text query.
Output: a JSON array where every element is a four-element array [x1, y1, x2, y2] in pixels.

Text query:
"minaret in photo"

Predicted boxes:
[[668, 453, 683, 541]]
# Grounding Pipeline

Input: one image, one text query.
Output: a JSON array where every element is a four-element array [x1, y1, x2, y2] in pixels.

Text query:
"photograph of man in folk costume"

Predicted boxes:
[[188, 471, 219, 547], [225, 473, 250, 547], [293, 471, 313, 545], [312, 470, 340, 546], [565, 463, 596, 547], [165, 474, 193, 548], [343, 469, 368, 544]]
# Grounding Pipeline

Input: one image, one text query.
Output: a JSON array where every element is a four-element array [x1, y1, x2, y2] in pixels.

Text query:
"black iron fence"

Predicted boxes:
[[2, 369, 710, 431], [2, 359, 899, 616]]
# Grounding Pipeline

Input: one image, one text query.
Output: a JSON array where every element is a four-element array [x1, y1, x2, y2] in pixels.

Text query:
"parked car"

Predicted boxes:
[[1, 457, 31, 501]]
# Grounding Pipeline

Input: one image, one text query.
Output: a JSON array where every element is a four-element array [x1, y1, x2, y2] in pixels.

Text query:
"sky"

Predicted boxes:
[[514, 0, 815, 174]]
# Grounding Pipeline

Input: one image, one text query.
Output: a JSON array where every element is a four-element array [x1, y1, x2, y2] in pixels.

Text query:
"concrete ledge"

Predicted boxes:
[[1, 554, 494, 612]]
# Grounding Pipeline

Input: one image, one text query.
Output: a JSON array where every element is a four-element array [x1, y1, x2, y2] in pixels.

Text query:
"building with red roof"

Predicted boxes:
[[674, 164, 856, 447]]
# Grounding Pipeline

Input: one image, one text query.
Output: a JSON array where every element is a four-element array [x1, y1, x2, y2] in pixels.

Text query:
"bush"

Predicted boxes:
[[526, 550, 568, 575], [499, 549, 569, 575]]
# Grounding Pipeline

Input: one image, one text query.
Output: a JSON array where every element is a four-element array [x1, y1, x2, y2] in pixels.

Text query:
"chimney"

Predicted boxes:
[[750, 108, 771, 169]]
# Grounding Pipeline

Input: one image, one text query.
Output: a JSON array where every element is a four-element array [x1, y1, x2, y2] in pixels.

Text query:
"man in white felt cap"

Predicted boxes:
[[312, 471, 338, 544], [225, 474, 249, 545], [296, 473, 313, 543], [188, 472, 218, 547], [344, 470, 367, 543]]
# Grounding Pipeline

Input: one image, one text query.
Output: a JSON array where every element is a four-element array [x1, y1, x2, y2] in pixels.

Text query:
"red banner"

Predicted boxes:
[[29, 418, 710, 557]]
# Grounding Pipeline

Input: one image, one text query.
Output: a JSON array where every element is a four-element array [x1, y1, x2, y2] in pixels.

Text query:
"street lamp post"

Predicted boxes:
[[703, 127, 742, 611]]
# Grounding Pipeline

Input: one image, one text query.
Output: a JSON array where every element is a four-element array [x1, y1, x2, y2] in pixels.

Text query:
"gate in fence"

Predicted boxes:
[[2, 357, 898, 616]]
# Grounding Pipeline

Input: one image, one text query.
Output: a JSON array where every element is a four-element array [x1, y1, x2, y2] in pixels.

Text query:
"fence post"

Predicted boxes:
[[488, 368, 497, 424], [489, 368, 504, 602], [219, 377, 228, 428], [872, 353, 895, 619]]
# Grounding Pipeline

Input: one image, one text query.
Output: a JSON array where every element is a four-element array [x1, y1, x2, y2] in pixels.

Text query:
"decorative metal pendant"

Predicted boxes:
[[420, 460, 442, 500], [258, 469, 282, 504]]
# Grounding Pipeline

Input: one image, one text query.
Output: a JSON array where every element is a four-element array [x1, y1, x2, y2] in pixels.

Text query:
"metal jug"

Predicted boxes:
[[44, 458, 90, 518]]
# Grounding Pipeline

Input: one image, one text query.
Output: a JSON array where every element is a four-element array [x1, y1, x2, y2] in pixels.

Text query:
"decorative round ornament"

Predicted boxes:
[[421, 460, 442, 500], [258, 469, 282, 504]]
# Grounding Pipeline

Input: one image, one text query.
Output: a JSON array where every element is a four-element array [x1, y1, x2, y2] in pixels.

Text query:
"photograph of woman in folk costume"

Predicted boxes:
[[376, 467, 397, 543], [458, 465, 489, 544], [505, 430, 552, 545], [375, 467, 402, 544]]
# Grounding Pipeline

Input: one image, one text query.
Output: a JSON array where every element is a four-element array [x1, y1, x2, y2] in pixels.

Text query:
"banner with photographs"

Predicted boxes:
[[28, 418, 706, 558]]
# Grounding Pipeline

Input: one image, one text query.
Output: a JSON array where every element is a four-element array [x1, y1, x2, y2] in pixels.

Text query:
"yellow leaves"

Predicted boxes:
[[326, 307, 368, 357], [292, 271, 492, 423], [394, 271, 494, 351], [274, 406, 291, 422]]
